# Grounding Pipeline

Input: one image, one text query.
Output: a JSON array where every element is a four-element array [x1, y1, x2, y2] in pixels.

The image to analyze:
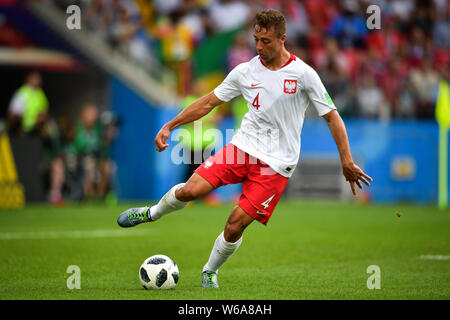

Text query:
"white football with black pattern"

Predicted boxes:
[[139, 254, 179, 290]]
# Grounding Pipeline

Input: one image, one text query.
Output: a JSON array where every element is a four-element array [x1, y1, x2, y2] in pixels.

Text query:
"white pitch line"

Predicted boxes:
[[0, 229, 151, 240], [419, 255, 450, 261]]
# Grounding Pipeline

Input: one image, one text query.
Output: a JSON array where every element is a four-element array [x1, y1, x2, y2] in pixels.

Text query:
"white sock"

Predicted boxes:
[[149, 183, 188, 220], [202, 231, 243, 273]]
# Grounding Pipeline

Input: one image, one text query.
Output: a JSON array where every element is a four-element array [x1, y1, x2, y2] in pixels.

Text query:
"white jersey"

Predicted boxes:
[[213, 53, 336, 178]]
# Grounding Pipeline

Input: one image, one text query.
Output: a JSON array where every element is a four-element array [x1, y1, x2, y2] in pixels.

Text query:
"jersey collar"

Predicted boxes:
[[259, 51, 296, 70]]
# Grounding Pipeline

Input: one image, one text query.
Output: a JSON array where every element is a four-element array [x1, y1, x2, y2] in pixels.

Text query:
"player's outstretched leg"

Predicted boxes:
[[202, 205, 254, 288], [117, 183, 186, 227], [117, 174, 214, 227]]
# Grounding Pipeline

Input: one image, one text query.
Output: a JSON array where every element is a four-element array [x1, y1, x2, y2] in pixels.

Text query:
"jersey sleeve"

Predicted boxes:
[[213, 64, 244, 102], [303, 65, 337, 116]]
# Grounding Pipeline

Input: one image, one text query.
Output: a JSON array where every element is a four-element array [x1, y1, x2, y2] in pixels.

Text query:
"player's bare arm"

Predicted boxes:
[[154, 92, 224, 152], [322, 110, 373, 197]]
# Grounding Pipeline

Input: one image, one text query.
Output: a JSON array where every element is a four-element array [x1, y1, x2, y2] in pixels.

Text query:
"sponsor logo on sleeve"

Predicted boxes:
[[325, 92, 334, 105]]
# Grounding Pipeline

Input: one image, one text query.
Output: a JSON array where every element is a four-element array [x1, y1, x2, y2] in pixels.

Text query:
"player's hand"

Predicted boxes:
[[154, 126, 171, 152], [342, 161, 373, 197]]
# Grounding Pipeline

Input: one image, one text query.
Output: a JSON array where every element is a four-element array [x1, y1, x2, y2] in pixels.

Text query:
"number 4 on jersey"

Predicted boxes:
[[252, 93, 261, 110]]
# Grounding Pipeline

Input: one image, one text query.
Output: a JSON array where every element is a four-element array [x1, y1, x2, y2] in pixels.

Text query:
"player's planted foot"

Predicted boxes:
[[202, 271, 219, 288], [117, 207, 152, 227]]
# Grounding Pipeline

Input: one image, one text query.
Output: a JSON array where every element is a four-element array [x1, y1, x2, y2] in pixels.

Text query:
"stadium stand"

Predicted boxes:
[[49, 0, 449, 119]]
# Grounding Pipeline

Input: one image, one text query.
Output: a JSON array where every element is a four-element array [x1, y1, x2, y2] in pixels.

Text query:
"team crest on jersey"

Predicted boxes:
[[284, 79, 297, 94]]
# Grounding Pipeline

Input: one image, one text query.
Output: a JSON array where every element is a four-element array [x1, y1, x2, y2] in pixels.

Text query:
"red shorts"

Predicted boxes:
[[194, 143, 289, 225]]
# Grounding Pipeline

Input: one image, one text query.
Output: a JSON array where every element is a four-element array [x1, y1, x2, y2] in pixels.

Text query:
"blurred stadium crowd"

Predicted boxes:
[[4, 0, 449, 205], [53, 0, 449, 120]]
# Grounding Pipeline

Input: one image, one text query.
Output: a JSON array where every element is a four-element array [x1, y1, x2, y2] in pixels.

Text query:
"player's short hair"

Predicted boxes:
[[254, 9, 286, 38]]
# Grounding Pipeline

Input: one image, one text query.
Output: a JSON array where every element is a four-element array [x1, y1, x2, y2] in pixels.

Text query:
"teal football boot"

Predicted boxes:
[[202, 271, 219, 288], [117, 207, 152, 228]]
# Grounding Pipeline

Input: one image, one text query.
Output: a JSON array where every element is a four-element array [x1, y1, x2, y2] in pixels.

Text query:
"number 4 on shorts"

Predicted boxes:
[[261, 194, 275, 209]]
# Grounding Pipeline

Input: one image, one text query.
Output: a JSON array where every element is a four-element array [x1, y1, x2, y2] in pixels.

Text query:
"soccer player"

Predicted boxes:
[[117, 9, 373, 288]]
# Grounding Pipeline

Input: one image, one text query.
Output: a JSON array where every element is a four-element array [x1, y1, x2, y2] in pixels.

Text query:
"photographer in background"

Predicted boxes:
[[7, 71, 48, 135], [73, 103, 118, 201]]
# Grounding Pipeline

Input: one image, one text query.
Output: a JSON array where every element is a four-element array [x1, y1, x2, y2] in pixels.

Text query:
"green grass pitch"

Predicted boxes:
[[0, 200, 449, 300]]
